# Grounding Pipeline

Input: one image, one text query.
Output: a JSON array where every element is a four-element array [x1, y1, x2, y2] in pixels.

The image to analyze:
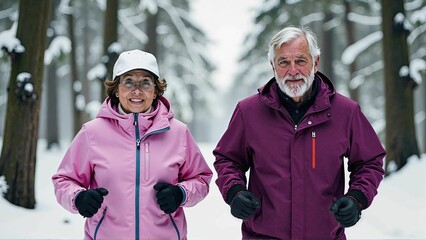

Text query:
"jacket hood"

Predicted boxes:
[[258, 71, 336, 110], [97, 96, 173, 119]]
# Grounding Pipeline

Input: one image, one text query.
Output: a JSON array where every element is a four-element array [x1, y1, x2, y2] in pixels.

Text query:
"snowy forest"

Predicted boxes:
[[0, 0, 425, 216]]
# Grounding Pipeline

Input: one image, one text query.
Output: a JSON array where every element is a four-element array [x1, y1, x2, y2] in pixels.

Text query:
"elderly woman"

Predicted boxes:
[[52, 50, 212, 240]]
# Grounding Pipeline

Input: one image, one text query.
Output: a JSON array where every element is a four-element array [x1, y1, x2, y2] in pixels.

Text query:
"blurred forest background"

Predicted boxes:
[[0, 0, 425, 209]]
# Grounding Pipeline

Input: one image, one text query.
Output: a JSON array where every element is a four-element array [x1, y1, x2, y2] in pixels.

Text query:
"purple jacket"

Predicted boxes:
[[213, 72, 385, 239], [53, 97, 212, 240]]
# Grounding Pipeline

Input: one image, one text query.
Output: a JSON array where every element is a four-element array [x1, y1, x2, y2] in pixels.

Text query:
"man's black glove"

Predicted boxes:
[[330, 195, 361, 227], [230, 191, 260, 220], [75, 188, 109, 218], [154, 183, 183, 214]]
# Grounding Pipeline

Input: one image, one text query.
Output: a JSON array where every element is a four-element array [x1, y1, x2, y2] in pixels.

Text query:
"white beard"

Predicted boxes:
[[276, 67, 315, 98]]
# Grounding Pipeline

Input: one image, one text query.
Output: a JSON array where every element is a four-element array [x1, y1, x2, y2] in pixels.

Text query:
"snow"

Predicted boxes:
[[0, 22, 24, 56], [347, 12, 381, 26], [16, 72, 31, 83], [44, 36, 71, 65], [86, 63, 107, 81], [118, 9, 149, 44], [410, 5, 426, 23], [0, 140, 425, 239], [399, 65, 410, 77], [410, 58, 426, 85], [341, 31, 383, 65]]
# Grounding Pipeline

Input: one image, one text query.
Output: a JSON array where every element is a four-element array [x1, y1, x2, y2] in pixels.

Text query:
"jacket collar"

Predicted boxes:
[[96, 96, 174, 136], [258, 71, 336, 112]]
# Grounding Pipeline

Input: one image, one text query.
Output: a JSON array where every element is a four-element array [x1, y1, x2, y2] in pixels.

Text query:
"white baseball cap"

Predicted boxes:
[[112, 49, 160, 80]]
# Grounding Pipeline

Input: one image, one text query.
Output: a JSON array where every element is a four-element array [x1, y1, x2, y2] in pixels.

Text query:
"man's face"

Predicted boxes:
[[272, 36, 319, 102]]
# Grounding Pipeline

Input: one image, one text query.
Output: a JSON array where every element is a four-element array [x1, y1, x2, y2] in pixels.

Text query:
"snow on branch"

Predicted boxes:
[[16, 72, 37, 102], [409, 58, 426, 85], [0, 22, 25, 56], [156, 0, 211, 87], [348, 12, 381, 26], [118, 9, 148, 44], [87, 63, 107, 81], [341, 31, 382, 65], [139, 0, 158, 15], [408, 24, 426, 44], [44, 36, 71, 65]]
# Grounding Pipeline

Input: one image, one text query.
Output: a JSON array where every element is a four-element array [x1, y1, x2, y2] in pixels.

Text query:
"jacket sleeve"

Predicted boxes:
[[177, 128, 213, 207], [346, 105, 386, 209], [51, 125, 93, 213], [213, 104, 251, 204]]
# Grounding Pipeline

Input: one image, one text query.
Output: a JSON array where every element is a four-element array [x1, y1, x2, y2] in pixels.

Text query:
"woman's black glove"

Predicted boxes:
[[154, 183, 183, 214], [330, 195, 362, 227], [230, 191, 260, 220], [75, 188, 108, 218]]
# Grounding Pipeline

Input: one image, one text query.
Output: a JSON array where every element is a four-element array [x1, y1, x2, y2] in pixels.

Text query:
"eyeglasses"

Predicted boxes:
[[120, 80, 156, 91]]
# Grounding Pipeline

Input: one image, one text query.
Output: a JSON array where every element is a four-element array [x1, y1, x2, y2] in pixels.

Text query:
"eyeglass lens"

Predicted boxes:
[[121, 80, 155, 90]]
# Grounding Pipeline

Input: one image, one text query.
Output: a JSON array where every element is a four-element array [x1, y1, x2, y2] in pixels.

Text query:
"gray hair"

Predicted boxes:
[[267, 26, 321, 64]]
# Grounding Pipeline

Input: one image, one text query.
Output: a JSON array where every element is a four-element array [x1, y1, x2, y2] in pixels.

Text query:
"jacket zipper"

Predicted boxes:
[[311, 131, 316, 169], [133, 113, 141, 240], [94, 207, 107, 240], [133, 114, 171, 239]]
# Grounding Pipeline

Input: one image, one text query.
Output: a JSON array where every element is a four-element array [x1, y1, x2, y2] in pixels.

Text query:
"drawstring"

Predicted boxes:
[[169, 214, 180, 240]]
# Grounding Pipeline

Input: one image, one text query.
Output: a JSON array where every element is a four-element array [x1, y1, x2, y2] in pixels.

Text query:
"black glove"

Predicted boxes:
[[154, 183, 184, 214], [75, 188, 108, 218], [330, 195, 361, 227], [230, 191, 260, 220]]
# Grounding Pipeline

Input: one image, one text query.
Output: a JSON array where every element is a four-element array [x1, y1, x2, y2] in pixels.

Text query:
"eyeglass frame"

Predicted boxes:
[[119, 79, 156, 91]]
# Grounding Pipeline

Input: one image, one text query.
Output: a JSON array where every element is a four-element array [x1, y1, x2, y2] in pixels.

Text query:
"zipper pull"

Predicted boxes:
[[136, 139, 141, 149], [133, 113, 138, 126], [294, 124, 298, 131]]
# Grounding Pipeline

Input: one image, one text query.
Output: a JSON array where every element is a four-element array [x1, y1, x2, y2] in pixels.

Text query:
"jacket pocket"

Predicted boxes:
[[93, 207, 107, 240], [311, 131, 316, 169], [142, 142, 151, 185]]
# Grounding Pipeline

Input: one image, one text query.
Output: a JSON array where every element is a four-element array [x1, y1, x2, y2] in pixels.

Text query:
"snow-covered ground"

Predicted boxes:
[[0, 140, 425, 239]]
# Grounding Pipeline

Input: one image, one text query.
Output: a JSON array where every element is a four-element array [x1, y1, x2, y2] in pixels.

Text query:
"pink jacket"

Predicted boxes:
[[52, 97, 212, 240]]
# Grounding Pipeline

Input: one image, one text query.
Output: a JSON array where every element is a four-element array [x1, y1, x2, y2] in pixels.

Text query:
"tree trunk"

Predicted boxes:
[[381, 0, 419, 175], [0, 0, 52, 208], [416, 70, 426, 154], [101, 0, 119, 100], [344, 0, 359, 102], [320, 10, 334, 84], [67, 0, 83, 136], [46, 61, 59, 149], [146, 11, 158, 55], [45, 0, 59, 150], [82, 0, 92, 104]]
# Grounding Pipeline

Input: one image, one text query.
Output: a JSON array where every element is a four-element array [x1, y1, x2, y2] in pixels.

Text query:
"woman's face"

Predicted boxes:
[[116, 69, 157, 113]]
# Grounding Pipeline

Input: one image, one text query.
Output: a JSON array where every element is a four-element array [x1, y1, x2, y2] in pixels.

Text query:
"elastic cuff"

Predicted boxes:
[[73, 189, 85, 209], [346, 190, 367, 210], [226, 184, 246, 204], [177, 185, 186, 205]]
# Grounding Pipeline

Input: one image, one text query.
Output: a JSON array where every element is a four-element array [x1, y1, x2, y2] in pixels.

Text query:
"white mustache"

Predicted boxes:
[[284, 74, 306, 81]]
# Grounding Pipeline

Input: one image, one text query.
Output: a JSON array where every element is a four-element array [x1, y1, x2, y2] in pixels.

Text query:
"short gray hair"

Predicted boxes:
[[267, 26, 321, 64]]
